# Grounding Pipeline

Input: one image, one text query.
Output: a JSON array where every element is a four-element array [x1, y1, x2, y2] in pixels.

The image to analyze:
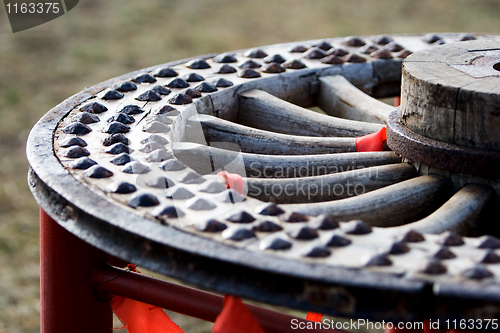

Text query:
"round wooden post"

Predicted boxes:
[[40, 208, 112, 333]]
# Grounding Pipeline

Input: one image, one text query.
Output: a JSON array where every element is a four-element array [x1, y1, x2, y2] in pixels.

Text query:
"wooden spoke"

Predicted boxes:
[[173, 143, 401, 178], [281, 175, 452, 226], [317, 75, 394, 124], [392, 184, 496, 235], [237, 89, 383, 137], [247, 163, 417, 203], [187, 114, 356, 155]]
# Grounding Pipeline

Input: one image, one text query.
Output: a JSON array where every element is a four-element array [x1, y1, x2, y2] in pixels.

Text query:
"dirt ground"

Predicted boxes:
[[0, 0, 499, 332]]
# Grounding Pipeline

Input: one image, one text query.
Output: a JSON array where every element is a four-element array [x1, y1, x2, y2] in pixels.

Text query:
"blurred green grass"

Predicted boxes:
[[0, 0, 499, 331]]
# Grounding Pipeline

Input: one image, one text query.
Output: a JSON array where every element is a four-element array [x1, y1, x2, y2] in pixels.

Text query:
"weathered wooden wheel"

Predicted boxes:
[[28, 33, 500, 323]]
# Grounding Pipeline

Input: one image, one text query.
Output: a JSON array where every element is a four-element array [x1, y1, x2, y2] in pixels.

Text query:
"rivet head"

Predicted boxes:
[[420, 260, 447, 275], [63, 122, 92, 135], [370, 49, 393, 60], [214, 64, 237, 74], [103, 134, 129, 147], [252, 220, 283, 232], [264, 54, 286, 64], [180, 171, 204, 184], [402, 230, 425, 243], [151, 85, 171, 96], [161, 159, 186, 172], [196, 219, 227, 232], [156, 105, 180, 116], [121, 161, 151, 174], [437, 231, 464, 246], [83, 165, 113, 178], [289, 45, 309, 53], [385, 42, 404, 52], [373, 35, 393, 45], [360, 45, 379, 54], [305, 246, 331, 258], [309, 215, 339, 230], [326, 234, 351, 247], [141, 134, 169, 146], [282, 212, 309, 223], [128, 192, 160, 208], [154, 67, 178, 78], [167, 187, 195, 200], [221, 227, 255, 241], [133, 73, 157, 84], [139, 142, 166, 154], [154, 205, 185, 219], [461, 265, 494, 280], [480, 250, 500, 264], [102, 90, 124, 100], [199, 180, 227, 194], [343, 53, 367, 63], [239, 60, 262, 69], [422, 33, 443, 44], [287, 226, 319, 240], [105, 142, 132, 155], [119, 105, 145, 115], [314, 41, 333, 51], [111, 153, 134, 166], [186, 197, 217, 211], [136, 90, 162, 102], [244, 49, 268, 59], [107, 113, 134, 125], [256, 203, 285, 216], [303, 47, 327, 59], [60, 137, 87, 148], [321, 55, 344, 65], [145, 149, 173, 163], [477, 235, 500, 249], [64, 146, 90, 158], [458, 33, 476, 41], [213, 53, 238, 63], [341, 220, 371, 235], [259, 237, 292, 251], [183, 73, 205, 82], [145, 176, 175, 189], [239, 68, 261, 79], [282, 59, 307, 69], [262, 62, 286, 73], [167, 78, 190, 89], [182, 88, 202, 99], [344, 36, 366, 47], [69, 157, 97, 170], [168, 93, 193, 105], [106, 181, 137, 194], [80, 102, 108, 114], [142, 121, 171, 133], [186, 59, 211, 69], [433, 247, 456, 260], [212, 78, 234, 88], [388, 242, 410, 255], [116, 81, 137, 92], [366, 254, 392, 267], [328, 48, 349, 57], [227, 211, 256, 223]]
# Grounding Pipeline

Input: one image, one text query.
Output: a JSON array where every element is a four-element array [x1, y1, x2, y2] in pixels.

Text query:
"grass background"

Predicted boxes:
[[0, 0, 499, 331]]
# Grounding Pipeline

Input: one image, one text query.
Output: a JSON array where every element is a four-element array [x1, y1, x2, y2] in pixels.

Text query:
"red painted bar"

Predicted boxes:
[[40, 209, 112, 333], [93, 265, 341, 333]]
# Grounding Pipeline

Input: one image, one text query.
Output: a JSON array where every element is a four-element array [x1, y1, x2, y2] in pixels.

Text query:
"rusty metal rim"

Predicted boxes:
[[387, 110, 500, 179]]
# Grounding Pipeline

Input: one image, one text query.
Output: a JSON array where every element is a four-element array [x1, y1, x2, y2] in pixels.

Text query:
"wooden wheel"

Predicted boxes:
[[28, 33, 500, 322]]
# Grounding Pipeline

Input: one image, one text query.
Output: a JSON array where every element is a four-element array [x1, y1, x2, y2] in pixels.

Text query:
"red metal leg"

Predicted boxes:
[[40, 208, 112, 333]]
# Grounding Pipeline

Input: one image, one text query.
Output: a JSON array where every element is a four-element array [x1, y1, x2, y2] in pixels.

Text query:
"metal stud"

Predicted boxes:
[[63, 122, 92, 135], [183, 73, 205, 82], [308, 215, 339, 230], [139, 142, 166, 153], [373, 35, 393, 45], [422, 33, 443, 44], [116, 81, 138, 92], [366, 254, 392, 267], [151, 85, 171, 96], [133, 73, 157, 84], [328, 48, 349, 57], [80, 102, 108, 114], [252, 221, 283, 232], [461, 265, 494, 280], [83, 165, 113, 178], [142, 121, 171, 133], [305, 246, 331, 258], [420, 260, 447, 275], [289, 45, 309, 53], [388, 242, 410, 255], [360, 45, 379, 54], [111, 153, 134, 166], [477, 235, 500, 249], [282, 59, 307, 69], [343, 54, 367, 63], [321, 55, 344, 65], [118, 105, 145, 115], [186, 59, 211, 69], [167, 187, 195, 200], [214, 64, 237, 74], [147, 114, 173, 125], [195, 82, 218, 93], [64, 146, 90, 158], [264, 54, 286, 64], [458, 33, 476, 41], [216, 189, 245, 203], [103, 122, 130, 134], [259, 237, 292, 251], [402, 230, 425, 243], [136, 90, 162, 102], [196, 219, 227, 232], [185, 197, 217, 211], [370, 49, 393, 60], [341, 220, 371, 235], [282, 212, 309, 223], [239, 60, 262, 69], [105, 143, 132, 155], [154, 67, 178, 78], [103, 134, 129, 147], [244, 49, 267, 59], [168, 93, 193, 105], [287, 226, 319, 240], [128, 192, 160, 208], [480, 250, 500, 264], [314, 41, 333, 51], [60, 137, 87, 148], [122, 161, 151, 174], [145, 176, 175, 189], [212, 78, 234, 88], [102, 90, 124, 100], [227, 211, 256, 223], [156, 105, 180, 116], [161, 159, 186, 172], [256, 203, 284, 216], [262, 63, 286, 73], [107, 113, 135, 125], [221, 227, 255, 241], [154, 205, 185, 218], [180, 171, 204, 184], [145, 149, 173, 163], [73, 112, 100, 124], [433, 247, 456, 260], [303, 47, 327, 59], [344, 36, 366, 47], [141, 134, 169, 146], [182, 88, 202, 99], [397, 50, 412, 59], [385, 42, 404, 52], [167, 78, 190, 89], [214, 53, 238, 63], [106, 181, 137, 194], [437, 231, 465, 246], [326, 235, 352, 247], [69, 157, 97, 170], [199, 180, 227, 193]]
